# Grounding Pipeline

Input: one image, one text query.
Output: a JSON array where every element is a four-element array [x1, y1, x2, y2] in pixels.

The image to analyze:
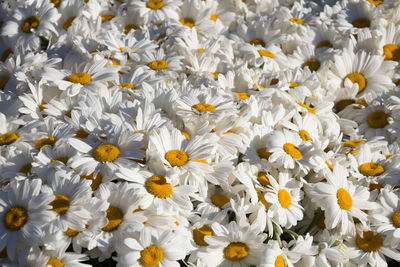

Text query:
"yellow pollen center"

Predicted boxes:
[[257, 49, 275, 58], [335, 99, 355, 112], [21, 16, 40, 33], [211, 194, 229, 208], [50, 194, 70, 216], [234, 92, 249, 99], [288, 82, 299, 88], [223, 242, 249, 262], [54, 157, 68, 164], [256, 189, 268, 210], [66, 72, 92, 85], [278, 189, 291, 209], [139, 244, 164, 267], [193, 103, 216, 113], [299, 129, 312, 141], [249, 39, 265, 47], [317, 212, 326, 229], [289, 17, 303, 24], [344, 73, 366, 93], [275, 255, 285, 267], [196, 48, 204, 53], [50, 0, 61, 8], [102, 206, 123, 232], [147, 0, 164, 10], [210, 72, 220, 78], [165, 149, 189, 167], [20, 163, 32, 175], [65, 228, 79, 237], [193, 225, 213, 246], [257, 171, 271, 187], [92, 144, 120, 162], [0, 131, 19, 146], [257, 147, 272, 160], [179, 17, 195, 28], [302, 59, 320, 72], [359, 162, 384, 176], [145, 175, 173, 198], [76, 129, 89, 139], [80, 172, 102, 190], [181, 131, 190, 139], [344, 139, 365, 148], [337, 188, 352, 210], [124, 24, 138, 34], [283, 143, 302, 159], [367, 0, 382, 6], [392, 210, 400, 228], [367, 110, 389, 128], [119, 83, 135, 90], [317, 40, 333, 48], [1, 48, 12, 62], [383, 44, 400, 61], [62, 16, 75, 30], [46, 258, 64, 267], [210, 13, 217, 22], [352, 18, 371, 28], [356, 231, 382, 252], [297, 102, 316, 114], [148, 59, 168, 71], [3, 206, 28, 231], [369, 183, 382, 192], [101, 14, 114, 23], [35, 136, 55, 150]]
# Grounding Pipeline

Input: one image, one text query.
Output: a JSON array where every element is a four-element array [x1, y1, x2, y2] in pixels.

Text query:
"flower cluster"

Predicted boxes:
[[1, 0, 400, 266]]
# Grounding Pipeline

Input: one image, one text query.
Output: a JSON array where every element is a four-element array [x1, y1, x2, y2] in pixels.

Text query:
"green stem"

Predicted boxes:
[[273, 223, 282, 248], [305, 209, 323, 234], [283, 229, 299, 238]]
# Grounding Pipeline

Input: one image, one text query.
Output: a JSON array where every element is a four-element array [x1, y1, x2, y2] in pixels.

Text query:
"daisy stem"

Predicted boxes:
[[273, 223, 282, 248], [283, 229, 300, 238], [304, 209, 323, 234]]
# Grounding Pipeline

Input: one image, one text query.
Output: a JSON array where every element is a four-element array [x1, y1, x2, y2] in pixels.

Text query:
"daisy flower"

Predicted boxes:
[[142, 48, 184, 77], [128, 0, 181, 25], [0, 179, 55, 259]]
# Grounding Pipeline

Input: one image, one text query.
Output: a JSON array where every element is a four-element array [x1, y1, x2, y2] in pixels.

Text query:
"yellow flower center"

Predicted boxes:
[[223, 242, 249, 262], [392, 209, 400, 228], [3, 206, 28, 231], [102, 206, 123, 232], [335, 99, 355, 112], [193, 103, 216, 113], [1, 48, 13, 62], [367, 110, 389, 128], [278, 189, 291, 209], [352, 18, 370, 28], [53, 157, 68, 164], [35, 136, 55, 150], [316, 40, 333, 48], [92, 144, 120, 162], [196, 48, 204, 53], [80, 172, 102, 190], [249, 39, 265, 47], [210, 193, 229, 208], [193, 225, 213, 246], [234, 92, 248, 99], [288, 82, 299, 88], [119, 83, 135, 90], [124, 24, 138, 34], [101, 14, 114, 23], [62, 16, 75, 30], [139, 244, 164, 267], [148, 59, 168, 71], [383, 44, 400, 61], [344, 139, 365, 148], [356, 231, 382, 252], [257, 147, 272, 160], [367, 0, 382, 6], [181, 131, 190, 139], [257, 49, 275, 58], [317, 212, 326, 229], [337, 188, 352, 210], [210, 13, 217, 22], [359, 162, 384, 176], [325, 161, 333, 171], [275, 255, 285, 267], [76, 129, 89, 139], [283, 143, 302, 159], [147, 0, 164, 10], [297, 102, 316, 114], [50, 194, 70, 216], [257, 171, 271, 187], [20, 163, 32, 175], [145, 175, 173, 198], [46, 258, 64, 267], [299, 129, 312, 141], [289, 17, 303, 24], [302, 59, 320, 72], [65, 228, 79, 237], [179, 17, 195, 28], [369, 183, 382, 192], [21, 16, 40, 33], [210, 72, 220, 78], [256, 189, 268, 210], [165, 149, 188, 167], [66, 72, 92, 85], [50, 0, 61, 8], [0, 131, 19, 146], [344, 73, 366, 93]]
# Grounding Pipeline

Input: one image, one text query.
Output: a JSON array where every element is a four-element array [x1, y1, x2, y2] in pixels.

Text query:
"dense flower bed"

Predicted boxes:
[[1, 0, 400, 266]]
